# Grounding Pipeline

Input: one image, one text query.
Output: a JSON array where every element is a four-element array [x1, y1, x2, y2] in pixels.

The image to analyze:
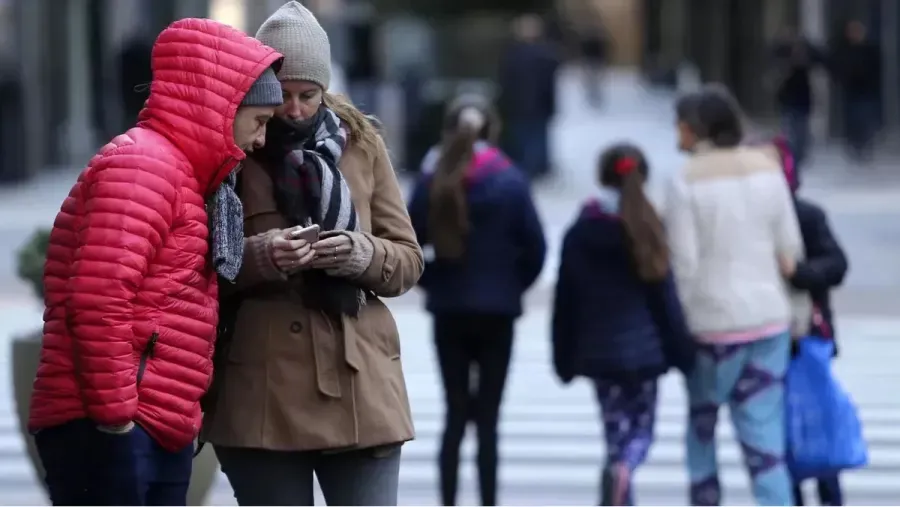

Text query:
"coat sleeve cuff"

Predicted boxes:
[[247, 232, 287, 282], [326, 231, 375, 279]]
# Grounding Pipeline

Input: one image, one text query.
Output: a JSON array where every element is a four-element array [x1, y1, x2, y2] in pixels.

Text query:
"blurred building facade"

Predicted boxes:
[[642, 0, 900, 136], [2, 0, 552, 182], [4, 0, 208, 183], [3, 0, 900, 183]]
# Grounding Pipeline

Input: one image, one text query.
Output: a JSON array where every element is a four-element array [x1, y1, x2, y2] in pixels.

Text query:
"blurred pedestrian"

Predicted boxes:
[[29, 19, 283, 506], [498, 13, 560, 180], [407, 93, 547, 506], [764, 136, 849, 505], [117, 34, 153, 127], [769, 26, 827, 172], [578, 25, 609, 108], [832, 20, 881, 163], [668, 85, 804, 506], [199, 3, 423, 505], [551, 143, 695, 505], [0, 58, 24, 181]]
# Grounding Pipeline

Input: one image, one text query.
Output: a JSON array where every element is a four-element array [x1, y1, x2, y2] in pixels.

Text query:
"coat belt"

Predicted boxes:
[[310, 312, 362, 398]]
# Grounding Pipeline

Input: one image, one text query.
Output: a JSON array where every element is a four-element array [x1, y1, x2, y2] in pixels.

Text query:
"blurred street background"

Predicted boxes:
[[3, 0, 900, 505]]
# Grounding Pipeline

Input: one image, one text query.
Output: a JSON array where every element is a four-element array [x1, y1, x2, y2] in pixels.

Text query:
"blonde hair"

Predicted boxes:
[[323, 92, 381, 158]]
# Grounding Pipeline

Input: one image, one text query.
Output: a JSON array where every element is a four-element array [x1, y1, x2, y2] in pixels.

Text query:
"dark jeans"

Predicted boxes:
[[844, 97, 878, 160], [433, 313, 515, 506], [781, 107, 811, 171], [215, 445, 402, 506], [507, 119, 550, 180], [793, 475, 844, 506], [35, 419, 193, 506]]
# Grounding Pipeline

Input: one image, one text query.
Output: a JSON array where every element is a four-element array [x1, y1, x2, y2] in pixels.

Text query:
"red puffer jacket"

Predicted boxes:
[[29, 19, 282, 452]]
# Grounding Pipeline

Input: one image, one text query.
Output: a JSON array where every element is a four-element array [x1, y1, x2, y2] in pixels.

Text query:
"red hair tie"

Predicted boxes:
[[615, 157, 637, 176]]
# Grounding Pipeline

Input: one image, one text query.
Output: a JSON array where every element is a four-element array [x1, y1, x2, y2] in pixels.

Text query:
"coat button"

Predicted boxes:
[[290, 321, 303, 333]]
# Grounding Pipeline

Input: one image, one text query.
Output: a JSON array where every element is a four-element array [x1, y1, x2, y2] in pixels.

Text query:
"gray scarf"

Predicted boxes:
[[209, 169, 244, 282]]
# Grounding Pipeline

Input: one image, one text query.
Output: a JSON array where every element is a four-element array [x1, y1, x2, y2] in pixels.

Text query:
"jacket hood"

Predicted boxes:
[[137, 19, 283, 195]]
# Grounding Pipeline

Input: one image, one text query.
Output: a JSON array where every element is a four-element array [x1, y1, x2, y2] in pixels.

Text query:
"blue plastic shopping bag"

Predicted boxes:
[[785, 337, 868, 480]]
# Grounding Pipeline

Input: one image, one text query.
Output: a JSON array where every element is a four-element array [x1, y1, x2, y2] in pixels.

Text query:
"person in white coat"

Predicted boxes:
[[667, 84, 803, 506]]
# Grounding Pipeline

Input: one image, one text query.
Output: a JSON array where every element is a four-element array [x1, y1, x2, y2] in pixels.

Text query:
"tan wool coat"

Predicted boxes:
[[201, 135, 424, 451]]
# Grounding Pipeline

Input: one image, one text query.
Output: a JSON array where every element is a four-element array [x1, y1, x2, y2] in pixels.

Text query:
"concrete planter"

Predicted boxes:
[[11, 332, 219, 505], [11, 333, 44, 490]]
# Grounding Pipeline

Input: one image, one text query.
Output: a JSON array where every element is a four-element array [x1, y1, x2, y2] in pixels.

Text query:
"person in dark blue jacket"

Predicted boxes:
[[407, 94, 547, 506], [771, 136, 850, 506], [552, 143, 694, 506]]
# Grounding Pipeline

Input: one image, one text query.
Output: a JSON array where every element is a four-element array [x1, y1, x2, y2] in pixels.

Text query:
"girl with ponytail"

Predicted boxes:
[[407, 93, 546, 506], [552, 143, 694, 505]]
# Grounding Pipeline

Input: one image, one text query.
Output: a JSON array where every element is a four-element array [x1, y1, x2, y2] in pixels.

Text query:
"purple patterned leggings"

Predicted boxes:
[[595, 378, 658, 469], [594, 378, 658, 504]]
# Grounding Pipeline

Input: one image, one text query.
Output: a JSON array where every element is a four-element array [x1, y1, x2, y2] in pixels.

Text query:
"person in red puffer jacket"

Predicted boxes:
[[29, 18, 283, 506]]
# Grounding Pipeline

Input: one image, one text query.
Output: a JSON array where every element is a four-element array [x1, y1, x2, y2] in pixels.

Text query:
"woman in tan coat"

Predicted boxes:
[[200, 2, 423, 505]]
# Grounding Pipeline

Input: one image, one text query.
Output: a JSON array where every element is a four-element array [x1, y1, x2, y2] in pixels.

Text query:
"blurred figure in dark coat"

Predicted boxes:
[[117, 36, 153, 126], [832, 20, 881, 163], [498, 14, 560, 181], [770, 26, 827, 172]]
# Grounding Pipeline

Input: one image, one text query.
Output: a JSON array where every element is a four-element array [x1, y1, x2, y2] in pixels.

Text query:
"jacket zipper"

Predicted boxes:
[[136, 332, 159, 387]]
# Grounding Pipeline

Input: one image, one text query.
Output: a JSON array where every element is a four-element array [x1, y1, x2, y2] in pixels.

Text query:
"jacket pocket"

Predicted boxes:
[[366, 299, 401, 360], [136, 332, 159, 387]]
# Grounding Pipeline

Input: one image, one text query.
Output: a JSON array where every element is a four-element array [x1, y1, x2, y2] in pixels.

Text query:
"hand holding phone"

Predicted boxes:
[[289, 224, 320, 243], [269, 225, 319, 272]]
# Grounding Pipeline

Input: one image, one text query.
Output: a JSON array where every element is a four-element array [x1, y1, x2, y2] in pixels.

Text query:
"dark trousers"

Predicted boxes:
[[215, 445, 402, 506], [781, 107, 811, 171], [508, 119, 550, 180], [433, 313, 515, 506], [35, 419, 193, 506], [843, 97, 878, 160], [793, 475, 844, 505]]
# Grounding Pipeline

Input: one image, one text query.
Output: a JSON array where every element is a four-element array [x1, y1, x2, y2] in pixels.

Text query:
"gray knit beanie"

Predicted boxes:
[[241, 66, 283, 107], [256, 1, 332, 90]]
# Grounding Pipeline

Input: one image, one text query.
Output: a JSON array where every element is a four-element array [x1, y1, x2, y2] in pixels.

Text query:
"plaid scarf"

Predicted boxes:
[[255, 106, 364, 317]]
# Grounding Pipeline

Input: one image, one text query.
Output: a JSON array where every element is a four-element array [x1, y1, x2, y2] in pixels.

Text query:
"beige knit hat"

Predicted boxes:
[[256, 1, 331, 90]]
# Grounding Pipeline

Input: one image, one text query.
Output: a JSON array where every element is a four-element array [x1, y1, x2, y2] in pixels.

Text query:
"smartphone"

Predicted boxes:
[[290, 224, 320, 243]]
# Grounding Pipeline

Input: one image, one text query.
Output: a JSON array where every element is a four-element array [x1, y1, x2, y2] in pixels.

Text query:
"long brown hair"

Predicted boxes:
[[427, 95, 499, 261], [323, 92, 381, 158], [599, 144, 669, 282]]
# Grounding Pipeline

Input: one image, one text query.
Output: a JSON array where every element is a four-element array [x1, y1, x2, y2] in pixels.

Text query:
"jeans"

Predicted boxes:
[[216, 445, 402, 506], [844, 97, 878, 160], [781, 108, 811, 171], [35, 419, 193, 506], [507, 119, 550, 180]]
